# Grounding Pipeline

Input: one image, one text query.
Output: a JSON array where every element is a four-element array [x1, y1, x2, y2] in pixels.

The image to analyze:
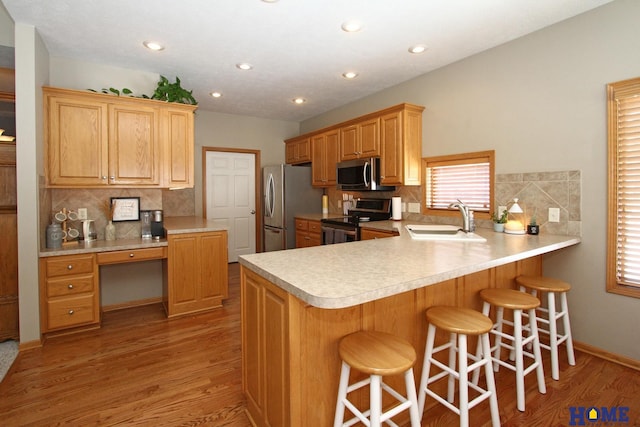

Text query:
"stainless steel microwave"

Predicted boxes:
[[336, 157, 395, 191]]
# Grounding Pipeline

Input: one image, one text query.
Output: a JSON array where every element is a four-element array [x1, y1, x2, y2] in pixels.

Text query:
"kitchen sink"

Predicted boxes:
[[405, 224, 487, 242]]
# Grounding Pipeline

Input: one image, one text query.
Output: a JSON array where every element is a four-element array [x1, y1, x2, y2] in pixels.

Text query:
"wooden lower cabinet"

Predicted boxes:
[[360, 228, 399, 240], [294, 218, 321, 248], [241, 256, 542, 426], [163, 231, 228, 317], [39, 253, 100, 334]]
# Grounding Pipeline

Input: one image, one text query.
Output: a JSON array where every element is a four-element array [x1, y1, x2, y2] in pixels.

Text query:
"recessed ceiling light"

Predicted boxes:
[[236, 63, 253, 70], [341, 20, 363, 33], [408, 44, 427, 54], [342, 71, 359, 79], [261, 0, 279, 2], [143, 41, 164, 51], [210, 92, 223, 98], [292, 98, 306, 105]]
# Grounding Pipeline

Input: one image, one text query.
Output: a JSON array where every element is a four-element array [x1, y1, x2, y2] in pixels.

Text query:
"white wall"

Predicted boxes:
[[0, 2, 14, 47], [302, 0, 640, 360], [14, 23, 49, 345]]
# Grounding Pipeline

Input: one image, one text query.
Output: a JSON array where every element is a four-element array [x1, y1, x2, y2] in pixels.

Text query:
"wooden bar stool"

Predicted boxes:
[[334, 330, 421, 427], [417, 306, 500, 427], [475, 288, 546, 412], [516, 275, 576, 380]]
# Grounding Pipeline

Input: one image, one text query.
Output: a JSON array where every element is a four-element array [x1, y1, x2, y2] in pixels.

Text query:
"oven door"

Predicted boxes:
[[321, 223, 358, 244]]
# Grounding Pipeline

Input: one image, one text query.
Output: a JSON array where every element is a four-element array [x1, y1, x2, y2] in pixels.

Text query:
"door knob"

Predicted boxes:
[[250, 210, 256, 214]]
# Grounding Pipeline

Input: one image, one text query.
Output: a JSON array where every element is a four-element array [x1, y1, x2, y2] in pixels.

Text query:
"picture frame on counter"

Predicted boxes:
[[110, 197, 140, 222]]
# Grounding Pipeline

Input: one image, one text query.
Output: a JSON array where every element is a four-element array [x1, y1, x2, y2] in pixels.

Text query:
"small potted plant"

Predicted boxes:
[[491, 210, 508, 232], [527, 214, 539, 235]]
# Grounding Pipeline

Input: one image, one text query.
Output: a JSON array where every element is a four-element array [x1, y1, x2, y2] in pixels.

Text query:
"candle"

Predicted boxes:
[[505, 220, 524, 232]]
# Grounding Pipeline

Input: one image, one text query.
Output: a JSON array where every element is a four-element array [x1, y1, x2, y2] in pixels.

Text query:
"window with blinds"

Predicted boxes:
[[422, 150, 494, 219], [607, 77, 640, 298]]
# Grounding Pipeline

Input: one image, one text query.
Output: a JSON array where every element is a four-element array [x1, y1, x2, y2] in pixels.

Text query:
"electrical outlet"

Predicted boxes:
[[77, 208, 88, 220], [408, 202, 420, 213], [401, 202, 407, 212], [548, 207, 560, 223]]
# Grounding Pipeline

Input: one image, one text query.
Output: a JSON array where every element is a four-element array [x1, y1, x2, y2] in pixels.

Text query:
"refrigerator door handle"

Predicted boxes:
[[266, 173, 275, 218]]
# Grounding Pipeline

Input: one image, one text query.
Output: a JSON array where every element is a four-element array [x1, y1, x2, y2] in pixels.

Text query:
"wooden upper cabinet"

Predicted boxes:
[[311, 129, 338, 187], [285, 137, 311, 165], [44, 87, 196, 188], [339, 117, 380, 161], [108, 103, 160, 186], [46, 93, 109, 186], [380, 104, 424, 186], [163, 107, 194, 188]]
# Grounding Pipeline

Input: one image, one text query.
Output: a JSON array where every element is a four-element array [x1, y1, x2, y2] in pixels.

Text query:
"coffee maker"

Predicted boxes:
[[151, 210, 164, 239]]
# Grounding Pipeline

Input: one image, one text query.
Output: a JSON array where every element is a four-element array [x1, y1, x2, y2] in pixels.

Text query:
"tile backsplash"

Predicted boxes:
[[326, 169, 581, 236], [42, 185, 195, 244]]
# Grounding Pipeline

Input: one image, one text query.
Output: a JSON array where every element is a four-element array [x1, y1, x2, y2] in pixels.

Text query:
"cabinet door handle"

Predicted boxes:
[[68, 310, 74, 315], [101, 176, 107, 180], [68, 284, 74, 289], [129, 253, 135, 258], [67, 264, 73, 270], [109, 176, 115, 180]]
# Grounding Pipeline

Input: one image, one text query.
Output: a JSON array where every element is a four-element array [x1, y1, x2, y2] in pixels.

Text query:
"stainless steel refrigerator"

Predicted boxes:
[[263, 164, 323, 251]]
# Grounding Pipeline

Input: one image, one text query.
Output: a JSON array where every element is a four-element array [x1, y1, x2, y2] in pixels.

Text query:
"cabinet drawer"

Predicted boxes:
[[45, 254, 95, 278], [47, 294, 97, 330], [96, 247, 167, 265], [46, 274, 95, 298], [295, 219, 308, 231], [308, 221, 321, 234]]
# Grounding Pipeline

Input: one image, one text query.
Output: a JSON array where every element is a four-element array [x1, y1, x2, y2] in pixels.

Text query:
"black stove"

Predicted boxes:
[[321, 198, 391, 244]]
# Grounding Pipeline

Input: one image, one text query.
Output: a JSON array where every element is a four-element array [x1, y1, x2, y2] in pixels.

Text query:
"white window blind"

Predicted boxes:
[[426, 159, 491, 212], [613, 92, 640, 288]]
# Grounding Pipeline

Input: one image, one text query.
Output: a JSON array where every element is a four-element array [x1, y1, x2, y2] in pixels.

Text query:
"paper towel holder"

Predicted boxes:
[[391, 196, 402, 221]]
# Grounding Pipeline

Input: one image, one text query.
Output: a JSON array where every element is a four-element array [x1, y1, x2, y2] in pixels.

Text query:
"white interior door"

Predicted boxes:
[[205, 151, 256, 262]]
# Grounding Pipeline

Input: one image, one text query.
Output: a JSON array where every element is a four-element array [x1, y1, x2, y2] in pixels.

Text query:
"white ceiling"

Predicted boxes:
[[2, 0, 612, 122]]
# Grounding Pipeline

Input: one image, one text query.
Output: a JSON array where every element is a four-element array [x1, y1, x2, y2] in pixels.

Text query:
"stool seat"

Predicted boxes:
[[516, 275, 571, 293], [334, 330, 421, 427], [339, 331, 416, 376], [480, 288, 540, 310], [515, 275, 576, 381], [418, 306, 501, 427], [426, 306, 493, 336]]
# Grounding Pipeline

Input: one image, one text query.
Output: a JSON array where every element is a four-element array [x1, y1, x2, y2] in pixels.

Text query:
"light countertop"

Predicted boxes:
[[238, 223, 581, 309], [40, 216, 227, 257]]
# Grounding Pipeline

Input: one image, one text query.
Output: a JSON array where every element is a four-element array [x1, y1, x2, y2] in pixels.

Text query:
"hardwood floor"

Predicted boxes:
[[1, 263, 639, 426]]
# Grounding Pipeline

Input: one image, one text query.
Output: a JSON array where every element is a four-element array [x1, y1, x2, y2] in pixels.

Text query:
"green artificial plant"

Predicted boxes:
[[491, 210, 508, 224], [150, 76, 198, 105]]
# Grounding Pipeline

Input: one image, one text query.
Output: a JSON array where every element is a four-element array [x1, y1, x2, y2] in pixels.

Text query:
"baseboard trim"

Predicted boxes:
[[102, 297, 163, 313], [18, 339, 42, 351], [574, 340, 640, 371]]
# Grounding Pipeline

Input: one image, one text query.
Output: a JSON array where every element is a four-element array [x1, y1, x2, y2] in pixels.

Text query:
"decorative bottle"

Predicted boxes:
[[105, 220, 116, 241]]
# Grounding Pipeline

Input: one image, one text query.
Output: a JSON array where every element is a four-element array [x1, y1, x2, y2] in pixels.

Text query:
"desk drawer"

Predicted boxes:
[[46, 274, 95, 298], [295, 219, 308, 231], [96, 247, 166, 265], [45, 254, 95, 278], [47, 294, 97, 330]]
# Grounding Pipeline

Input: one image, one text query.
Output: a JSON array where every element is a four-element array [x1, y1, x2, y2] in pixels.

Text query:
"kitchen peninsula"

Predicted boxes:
[[238, 225, 580, 426]]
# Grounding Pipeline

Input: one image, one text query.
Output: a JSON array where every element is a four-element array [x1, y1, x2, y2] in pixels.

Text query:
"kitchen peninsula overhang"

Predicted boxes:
[[238, 225, 580, 309]]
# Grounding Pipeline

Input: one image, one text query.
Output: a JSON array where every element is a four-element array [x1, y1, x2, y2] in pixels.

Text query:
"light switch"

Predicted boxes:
[[408, 203, 420, 213], [548, 207, 560, 223], [77, 208, 88, 220]]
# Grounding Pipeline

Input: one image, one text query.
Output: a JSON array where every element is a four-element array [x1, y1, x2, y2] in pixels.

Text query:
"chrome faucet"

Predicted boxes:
[[449, 199, 470, 232]]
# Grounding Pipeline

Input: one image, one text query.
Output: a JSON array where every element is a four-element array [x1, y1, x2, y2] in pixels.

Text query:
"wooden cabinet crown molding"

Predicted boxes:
[[43, 86, 197, 189]]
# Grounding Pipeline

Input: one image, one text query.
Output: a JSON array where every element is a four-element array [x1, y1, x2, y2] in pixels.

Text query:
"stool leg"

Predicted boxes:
[[528, 307, 547, 395], [404, 367, 422, 427], [547, 292, 560, 381], [561, 292, 576, 367], [333, 361, 350, 427], [370, 374, 382, 427], [418, 323, 437, 417], [513, 309, 526, 411], [458, 333, 470, 427], [447, 332, 457, 403], [492, 306, 505, 372], [481, 332, 501, 427]]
